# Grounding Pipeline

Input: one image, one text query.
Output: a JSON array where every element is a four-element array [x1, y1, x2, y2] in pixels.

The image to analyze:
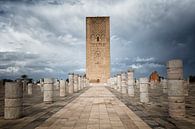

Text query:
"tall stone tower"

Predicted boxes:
[[86, 16, 110, 83]]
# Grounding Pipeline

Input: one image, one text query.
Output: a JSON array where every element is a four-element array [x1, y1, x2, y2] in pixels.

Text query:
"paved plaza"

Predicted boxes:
[[35, 86, 151, 129]]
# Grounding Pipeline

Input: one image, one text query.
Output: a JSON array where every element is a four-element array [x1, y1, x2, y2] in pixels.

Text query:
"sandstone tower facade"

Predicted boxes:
[[86, 17, 110, 83]]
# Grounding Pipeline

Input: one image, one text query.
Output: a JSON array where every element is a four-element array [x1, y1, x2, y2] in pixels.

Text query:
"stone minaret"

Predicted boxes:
[[86, 16, 110, 83]]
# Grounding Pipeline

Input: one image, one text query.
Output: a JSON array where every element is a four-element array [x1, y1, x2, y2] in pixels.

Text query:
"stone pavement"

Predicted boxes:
[[35, 86, 151, 129]]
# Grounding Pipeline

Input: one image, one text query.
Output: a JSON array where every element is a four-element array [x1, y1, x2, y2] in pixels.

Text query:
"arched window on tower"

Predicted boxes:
[[97, 37, 99, 42]]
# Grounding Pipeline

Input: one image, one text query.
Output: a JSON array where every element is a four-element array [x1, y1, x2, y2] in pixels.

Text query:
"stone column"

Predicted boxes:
[[65, 80, 69, 95], [80, 76, 83, 90], [54, 79, 60, 90], [150, 80, 156, 89], [139, 77, 149, 103], [59, 80, 66, 97], [74, 74, 78, 92], [136, 79, 140, 89], [121, 72, 127, 94], [4, 82, 23, 119], [117, 74, 122, 92], [183, 80, 188, 96], [161, 79, 168, 93], [84, 78, 89, 87], [40, 79, 44, 92], [68, 73, 74, 94], [187, 77, 190, 85], [114, 76, 117, 89], [43, 78, 54, 104], [127, 68, 134, 97], [78, 76, 81, 91], [22, 80, 28, 92], [83, 77, 86, 88], [27, 83, 33, 95], [167, 59, 185, 118], [109, 78, 112, 88]]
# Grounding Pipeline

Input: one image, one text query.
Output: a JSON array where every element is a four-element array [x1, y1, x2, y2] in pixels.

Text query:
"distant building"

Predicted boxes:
[[149, 71, 160, 83]]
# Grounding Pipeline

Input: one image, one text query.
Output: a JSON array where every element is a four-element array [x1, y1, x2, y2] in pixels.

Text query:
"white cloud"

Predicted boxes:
[[130, 64, 143, 69], [135, 57, 155, 62]]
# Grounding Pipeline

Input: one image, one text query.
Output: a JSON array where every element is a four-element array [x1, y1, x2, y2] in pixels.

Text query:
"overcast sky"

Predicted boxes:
[[0, 0, 195, 80]]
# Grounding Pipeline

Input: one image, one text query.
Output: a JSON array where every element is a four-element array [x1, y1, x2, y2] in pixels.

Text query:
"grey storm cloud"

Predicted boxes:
[[0, 0, 195, 80]]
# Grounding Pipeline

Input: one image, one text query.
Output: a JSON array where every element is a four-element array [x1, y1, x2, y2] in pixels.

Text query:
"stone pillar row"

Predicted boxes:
[[68, 73, 88, 94], [4, 73, 88, 120], [107, 68, 137, 97], [107, 59, 186, 119]]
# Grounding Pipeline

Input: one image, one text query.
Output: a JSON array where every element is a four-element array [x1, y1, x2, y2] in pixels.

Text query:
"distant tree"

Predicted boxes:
[[66, 78, 69, 83], [21, 74, 28, 79], [189, 75, 195, 83]]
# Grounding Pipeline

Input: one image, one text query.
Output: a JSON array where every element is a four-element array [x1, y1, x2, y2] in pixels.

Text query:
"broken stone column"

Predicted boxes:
[[74, 74, 78, 92], [114, 76, 117, 89], [183, 80, 188, 96], [68, 73, 74, 94], [84, 77, 89, 87], [150, 80, 157, 89], [55, 79, 60, 90], [167, 59, 185, 118], [65, 80, 69, 94], [136, 79, 140, 89], [78, 75, 81, 90], [127, 68, 134, 97], [161, 79, 168, 93], [27, 83, 33, 95], [40, 79, 44, 92], [22, 80, 28, 92], [110, 77, 114, 88], [81, 76, 84, 89], [167, 59, 183, 80], [117, 74, 122, 92], [43, 78, 54, 104], [82, 76, 85, 88], [4, 82, 23, 119], [59, 80, 66, 97], [85, 78, 90, 87], [187, 78, 190, 85], [121, 72, 127, 94], [139, 77, 149, 103]]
